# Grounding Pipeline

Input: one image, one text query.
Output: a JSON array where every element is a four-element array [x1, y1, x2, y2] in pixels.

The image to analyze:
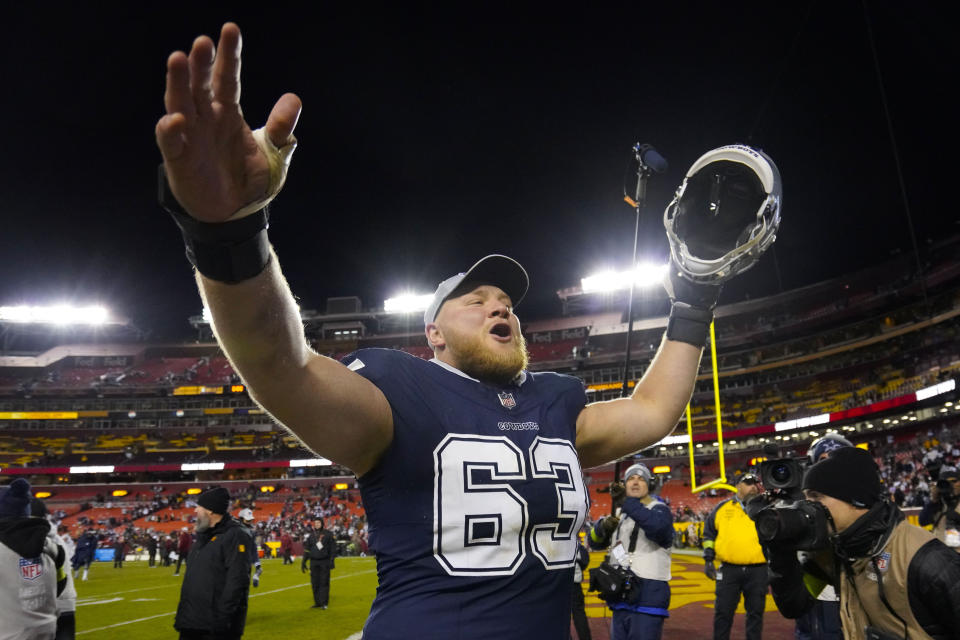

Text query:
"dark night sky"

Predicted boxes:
[[0, 3, 953, 338]]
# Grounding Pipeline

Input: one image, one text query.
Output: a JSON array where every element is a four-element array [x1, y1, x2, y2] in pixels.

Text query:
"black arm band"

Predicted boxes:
[[666, 302, 714, 348], [158, 165, 272, 284]]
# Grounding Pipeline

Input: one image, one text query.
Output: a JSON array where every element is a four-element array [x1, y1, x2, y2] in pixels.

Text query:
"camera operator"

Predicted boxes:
[[918, 467, 960, 551], [588, 464, 673, 640], [767, 447, 960, 640], [794, 434, 854, 640]]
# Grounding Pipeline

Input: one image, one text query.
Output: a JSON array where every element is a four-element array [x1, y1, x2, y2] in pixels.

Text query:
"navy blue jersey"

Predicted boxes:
[[344, 348, 588, 640]]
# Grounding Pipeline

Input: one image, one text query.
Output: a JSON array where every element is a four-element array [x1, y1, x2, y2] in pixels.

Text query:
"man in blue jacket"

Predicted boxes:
[[589, 464, 674, 639]]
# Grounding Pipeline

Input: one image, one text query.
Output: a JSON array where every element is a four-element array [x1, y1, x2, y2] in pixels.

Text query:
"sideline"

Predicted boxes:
[[76, 568, 377, 636]]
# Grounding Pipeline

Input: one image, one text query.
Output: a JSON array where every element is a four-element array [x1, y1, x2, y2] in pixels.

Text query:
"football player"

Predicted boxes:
[[155, 23, 778, 639]]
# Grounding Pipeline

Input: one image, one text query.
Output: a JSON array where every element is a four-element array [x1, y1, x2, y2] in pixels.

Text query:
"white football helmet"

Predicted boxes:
[[664, 144, 782, 283]]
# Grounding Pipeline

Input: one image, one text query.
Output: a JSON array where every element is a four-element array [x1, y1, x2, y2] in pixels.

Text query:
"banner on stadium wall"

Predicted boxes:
[[0, 411, 79, 420], [71, 356, 131, 367], [528, 327, 588, 344], [94, 549, 115, 562], [173, 386, 224, 396]]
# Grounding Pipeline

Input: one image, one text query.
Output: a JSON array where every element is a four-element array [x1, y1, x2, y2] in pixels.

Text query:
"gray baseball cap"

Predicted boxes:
[[423, 255, 529, 325]]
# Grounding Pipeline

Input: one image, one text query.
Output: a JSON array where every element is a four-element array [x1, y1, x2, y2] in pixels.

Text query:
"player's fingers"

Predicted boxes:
[[155, 114, 187, 161], [188, 35, 216, 115], [265, 93, 302, 147], [164, 52, 196, 120], [212, 22, 242, 106]]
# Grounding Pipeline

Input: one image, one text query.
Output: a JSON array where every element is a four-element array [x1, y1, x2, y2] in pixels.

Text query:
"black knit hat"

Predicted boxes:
[[0, 479, 32, 518], [30, 497, 49, 518], [197, 487, 231, 515], [803, 447, 882, 508]]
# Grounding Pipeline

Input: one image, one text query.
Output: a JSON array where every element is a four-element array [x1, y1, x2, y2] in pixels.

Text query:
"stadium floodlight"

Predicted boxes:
[[580, 262, 668, 294], [384, 293, 434, 314], [0, 304, 110, 325]]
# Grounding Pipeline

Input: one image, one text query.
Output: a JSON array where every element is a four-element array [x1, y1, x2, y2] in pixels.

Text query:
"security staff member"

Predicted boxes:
[[703, 473, 767, 640], [174, 487, 253, 640], [589, 464, 673, 640], [919, 467, 960, 551], [301, 519, 335, 609], [768, 447, 960, 639]]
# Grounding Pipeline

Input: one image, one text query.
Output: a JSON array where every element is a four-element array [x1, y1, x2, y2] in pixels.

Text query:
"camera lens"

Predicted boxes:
[[771, 463, 791, 484]]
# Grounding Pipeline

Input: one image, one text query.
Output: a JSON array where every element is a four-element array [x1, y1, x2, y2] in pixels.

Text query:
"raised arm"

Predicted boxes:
[[575, 268, 718, 469], [155, 23, 392, 475]]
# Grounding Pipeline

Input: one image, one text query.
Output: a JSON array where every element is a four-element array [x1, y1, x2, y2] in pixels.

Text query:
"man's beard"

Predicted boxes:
[[445, 330, 529, 386], [195, 513, 211, 533]]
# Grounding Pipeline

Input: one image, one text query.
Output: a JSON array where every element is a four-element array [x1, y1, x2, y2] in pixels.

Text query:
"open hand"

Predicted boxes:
[[155, 23, 301, 222]]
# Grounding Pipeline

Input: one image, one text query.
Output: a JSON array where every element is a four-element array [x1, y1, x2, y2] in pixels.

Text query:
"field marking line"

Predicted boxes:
[[76, 567, 378, 635], [343, 633, 363, 640], [78, 583, 175, 598], [76, 611, 173, 636], [249, 568, 377, 599], [76, 597, 123, 607]]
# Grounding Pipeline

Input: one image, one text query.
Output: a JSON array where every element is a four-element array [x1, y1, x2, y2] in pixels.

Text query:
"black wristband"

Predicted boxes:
[[158, 165, 272, 284], [666, 302, 714, 348]]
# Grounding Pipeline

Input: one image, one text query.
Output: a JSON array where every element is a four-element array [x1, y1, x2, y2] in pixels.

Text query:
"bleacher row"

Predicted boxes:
[[0, 430, 310, 468]]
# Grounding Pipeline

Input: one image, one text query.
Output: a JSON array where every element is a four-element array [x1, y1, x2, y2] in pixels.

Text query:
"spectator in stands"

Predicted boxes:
[[768, 447, 960, 638], [0, 479, 66, 640], [919, 466, 960, 551], [702, 473, 767, 640], [589, 465, 673, 639], [174, 527, 192, 576], [301, 518, 335, 609], [72, 530, 97, 582], [174, 487, 252, 640]]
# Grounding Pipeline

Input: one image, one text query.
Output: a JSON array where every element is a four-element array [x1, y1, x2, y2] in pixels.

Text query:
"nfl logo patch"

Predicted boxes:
[[19, 557, 43, 581], [498, 391, 517, 410], [875, 552, 890, 572]]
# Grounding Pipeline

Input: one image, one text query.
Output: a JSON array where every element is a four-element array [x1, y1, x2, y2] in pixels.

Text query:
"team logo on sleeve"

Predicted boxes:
[[19, 557, 43, 580], [498, 391, 517, 410]]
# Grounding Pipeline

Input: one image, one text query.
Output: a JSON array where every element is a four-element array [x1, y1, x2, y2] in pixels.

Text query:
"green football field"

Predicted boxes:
[[74, 557, 378, 639]]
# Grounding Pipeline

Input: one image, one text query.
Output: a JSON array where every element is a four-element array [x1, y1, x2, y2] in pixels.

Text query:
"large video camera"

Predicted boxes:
[[745, 455, 832, 551]]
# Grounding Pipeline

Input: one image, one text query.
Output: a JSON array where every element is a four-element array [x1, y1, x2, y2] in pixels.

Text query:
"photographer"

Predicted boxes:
[[794, 434, 854, 640], [703, 473, 768, 640], [918, 468, 960, 551], [767, 447, 960, 640], [588, 464, 673, 640]]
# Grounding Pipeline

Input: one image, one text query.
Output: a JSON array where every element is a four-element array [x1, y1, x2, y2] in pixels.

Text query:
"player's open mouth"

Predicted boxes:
[[489, 322, 512, 342]]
